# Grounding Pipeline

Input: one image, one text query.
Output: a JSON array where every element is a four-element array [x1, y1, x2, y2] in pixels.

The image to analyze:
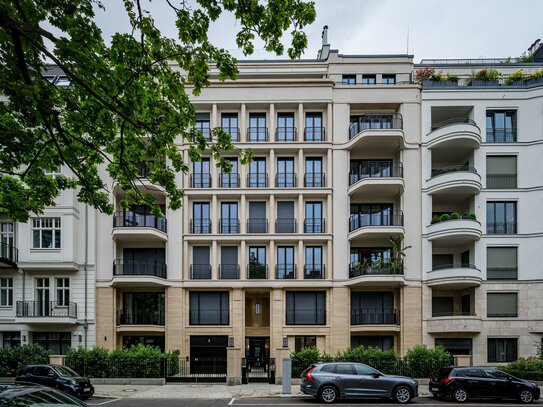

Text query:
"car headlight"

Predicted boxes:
[[69, 379, 78, 386]]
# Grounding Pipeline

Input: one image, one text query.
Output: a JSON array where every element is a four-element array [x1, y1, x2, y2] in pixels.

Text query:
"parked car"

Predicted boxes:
[[15, 365, 94, 400], [429, 366, 540, 403], [300, 362, 418, 404], [0, 383, 88, 406]]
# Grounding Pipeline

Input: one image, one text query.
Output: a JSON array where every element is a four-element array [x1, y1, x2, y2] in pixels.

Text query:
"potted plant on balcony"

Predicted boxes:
[[504, 69, 526, 86], [468, 68, 501, 86], [431, 215, 440, 224], [467, 212, 477, 220], [389, 239, 411, 274], [439, 213, 451, 222], [527, 69, 543, 86], [450, 212, 460, 220]]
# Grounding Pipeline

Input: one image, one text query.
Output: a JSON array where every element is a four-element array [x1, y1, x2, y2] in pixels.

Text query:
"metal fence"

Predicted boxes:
[[166, 358, 227, 383]]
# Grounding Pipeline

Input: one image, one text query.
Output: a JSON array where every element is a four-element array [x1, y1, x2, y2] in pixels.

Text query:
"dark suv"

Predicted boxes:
[[15, 364, 94, 400], [430, 366, 540, 403]]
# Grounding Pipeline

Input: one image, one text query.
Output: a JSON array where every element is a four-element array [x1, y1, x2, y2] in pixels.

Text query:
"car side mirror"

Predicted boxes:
[[372, 373, 381, 378]]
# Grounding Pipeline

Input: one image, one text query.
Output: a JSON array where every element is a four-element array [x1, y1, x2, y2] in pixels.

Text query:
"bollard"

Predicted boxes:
[[282, 358, 291, 394]]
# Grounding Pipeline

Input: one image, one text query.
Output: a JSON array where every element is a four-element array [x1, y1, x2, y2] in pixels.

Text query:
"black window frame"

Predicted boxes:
[[486, 110, 517, 143], [488, 338, 518, 363], [486, 201, 517, 234], [382, 74, 396, 84], [342, 75, 356, 85], [189, 291, 229, 325], [286, 291, 326, 325]]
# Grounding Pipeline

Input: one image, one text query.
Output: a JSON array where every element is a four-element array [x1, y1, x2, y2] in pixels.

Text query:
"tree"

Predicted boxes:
[[0, 0, 316, 222]]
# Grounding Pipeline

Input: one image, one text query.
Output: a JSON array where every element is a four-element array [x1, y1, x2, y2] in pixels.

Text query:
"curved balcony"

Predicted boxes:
[[346, 114, 405, 154], [348, 211, 404, 242], [426, 166, 481, 196], [426, 265, 482, 289], [426, 118, 481, 150], [112, 211, 167, 243], [426, 217, 482, 243], [349, 163, 404, 199], [427, 313, 482, 334], [112, 259, 168, 286], [346, 262, 405, 286]]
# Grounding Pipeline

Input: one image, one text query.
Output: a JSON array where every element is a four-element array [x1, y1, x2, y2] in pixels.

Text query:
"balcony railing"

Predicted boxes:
[[487, 267, 518, 280], [304, 127, 325, 141], [221, 126, 240, 142], [219, 173, 240, 188], [304, 265, 325, 279], [275, 173, 296, 188], [0, 242, 18, 266], [349, 162, 404, 185], [286, 309, 326, 325], [486, 174, 517, 189], [349, 114, 403, 139], [247, 264, 268, 279], [431, 263, 478, 271], [247, 218, 268, 233], [189, 309, 229, 325], [117, 309, 164, 325], [16, 301, 77, 318], [275, 218, 297, 233], [486, 128, 517, 143], [351, 308, 399, 325], [431, 165, 477, 178], [304, 218, 325, 233], [113, 259, 167, 279], [247, 173, 268, 188], [276, 264, 296, 279], [193, 127, 211, 141], [191, 173, 212, 188], [349, 210, 404, 232], [486, 222, 517, 235], [219, 218, 239, 234], [190, 264, 212, 279], [247, 127, 268, 142], [430, 117, 477, 131], [431, 310, 476, 318], [349, 261, 404, 278], [275, 127, 297, 142], [190, 218, 211, 234], [304, 172, 325, 187], [113, 211, 167, 233], [219, 264, 240, 279]]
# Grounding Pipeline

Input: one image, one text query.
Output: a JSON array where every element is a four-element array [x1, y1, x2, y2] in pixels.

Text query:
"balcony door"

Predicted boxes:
[[277, 246, 295, 278], [193, 158, 211, 188], [220, 202, 238, 233], [220, 246, 238, 279], [248, 201, 267, 233], [277, 201, 295, 233], [249, 158, 267, 187], [305, 201, 323, 233], [277, 157, 295, 187], [123, 248, 165, 276], [192, 246, 211, 279], [35, 278, 50, 316], [305, 158, 323, 187], [193, 202, 210, 233]]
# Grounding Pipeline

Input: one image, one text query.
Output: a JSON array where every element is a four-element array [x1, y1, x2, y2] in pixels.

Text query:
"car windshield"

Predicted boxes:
[[52, 366, 79, 378], [3, 388, 87, 406]]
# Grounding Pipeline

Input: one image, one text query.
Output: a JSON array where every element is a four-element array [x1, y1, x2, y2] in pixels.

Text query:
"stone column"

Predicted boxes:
[[95, 287, 115, 350], [226, 347, 242, 385], [240, 103, 247, 142], [166, 287, 184, 352], [298, 103, 304, 142], [401, 285, 422, 355], [330, 287, 350, 354]]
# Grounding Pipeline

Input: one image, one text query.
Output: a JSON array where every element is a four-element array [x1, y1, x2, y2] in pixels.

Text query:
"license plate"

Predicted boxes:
[[430, 387, 439, 392], [83, 388, 91, 392]]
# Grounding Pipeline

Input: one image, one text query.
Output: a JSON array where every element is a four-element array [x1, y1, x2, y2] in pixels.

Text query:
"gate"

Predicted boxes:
[[242, 357, 275, 383], [165, 357, 227, 383]]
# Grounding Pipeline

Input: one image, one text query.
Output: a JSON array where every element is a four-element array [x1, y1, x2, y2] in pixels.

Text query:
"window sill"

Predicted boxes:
[[30, 248, 61, 252]]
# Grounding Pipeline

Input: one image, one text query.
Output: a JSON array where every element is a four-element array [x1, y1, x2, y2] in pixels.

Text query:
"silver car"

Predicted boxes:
[[300, 362, 418, 404]]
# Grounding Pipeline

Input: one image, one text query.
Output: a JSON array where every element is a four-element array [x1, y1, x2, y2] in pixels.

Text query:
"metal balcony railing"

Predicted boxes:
[[221, 126, 240, 142], [431, 310, 476, 318], [349, 113, 403, 139], [304, 218, 325, 233], [304, 127, 325, 141], [219, 264, 240, 279], [113, 211, 167, 233], [275, 173, 296, 188], [247, 173, 268, 188], [486, 174, 517, 188], [191, 173, 212, 188], [247, 127, 268, 142], [349, 261, 404, 278], [275, 218, 297, 233], [247, 264, 268, 279], [190, 264, 212, 279], [304, 265, 325, 279], [431, 165, 477, 178], [487, 267, 518, 280], [430, 117, 477, 131], [348, 210, 404, 232], [247, 218, 268, 233], [275, 127, 297, 142], [304, 172, 325, 187], [351, 308, 399, 325], [193, 127, 211, 141], [190, 218, 211, 234], [276, 264, 296, 279], [16, 301, 77, 318], [219, 219, 240, 234], [113, 259, 167, 279], [0, 242, 18, 266], [219, 173, 240, 188], [431, 263, 478, 271], [117, 309, 165, 325], [349, 162, 404, 185]]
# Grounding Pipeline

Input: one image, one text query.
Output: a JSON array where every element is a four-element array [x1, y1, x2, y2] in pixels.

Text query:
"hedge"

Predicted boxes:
[[500, 357, 543, 381], [0, 344, 51, 376]]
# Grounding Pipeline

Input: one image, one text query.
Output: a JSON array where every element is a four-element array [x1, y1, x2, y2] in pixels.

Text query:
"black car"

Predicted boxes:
[[429, 366, 540, 403], [0, 383, 88, 406], [15, 365, 94, 400]]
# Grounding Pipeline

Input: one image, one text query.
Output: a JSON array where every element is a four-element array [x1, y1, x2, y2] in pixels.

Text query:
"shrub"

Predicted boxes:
[[467, 212, 476, 220], [403, 345, 452, 378], [470, 68, 501, 82], [504, 69, 525, 85], [0, 344, 51, 376], [291, 347, 320, 378], [415, 67, 435, 82], [439, 214, 451, 222], [500, 357, 543, 380], [450, 212, 459, 220], [446, 73, 459, 82], [431, 216, 440, 224], [430, 71, 444, 81], [528, 69, 543, 80]]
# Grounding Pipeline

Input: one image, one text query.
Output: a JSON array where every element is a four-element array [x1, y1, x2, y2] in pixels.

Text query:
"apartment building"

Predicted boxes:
[[94, 32, 422, 382], [418, 45, 543, 365]]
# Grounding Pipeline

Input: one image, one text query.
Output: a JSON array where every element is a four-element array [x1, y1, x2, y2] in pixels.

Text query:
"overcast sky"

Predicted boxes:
[[93, 0, 543, 62]]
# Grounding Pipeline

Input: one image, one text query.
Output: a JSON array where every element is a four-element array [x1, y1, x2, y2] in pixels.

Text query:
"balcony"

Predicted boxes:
[[275, 173, 297, 188], [304, 127, 326, 142], [117, 309, 165, 326], [346, 114, 404, 154], [221, 127, 240, 142], [190, 218, 212, 234], [0, 242, 18, 268], [351, 308, 399, 325], [219, 264, 240, 279], [247, 264, 268, 279], [427, 313, 482, 334], [190, 264, 212, 279], [275, 218, 297, 233], [426, 166, 481, 196], [275, 127, 297, 142], [426, 217, 482, 243], [247, 173, 268, 188], [276, 265, 296, 279], [426, 118, 481, 150], [304, 173, 325, 188], [16, 301, 77, 324], [304, 218, 325, 233], [426, 265, 482, 289], [349, 262, 404, 278], [247, 127, 268, 142], [348, 211, 404, 242], [487, 267, 518, 280], [112, 211, 167, 242], [191, 173, 211, 188], [247, 218, 268, 233], [219, 219, 239, 234], [349, 163, 404, 199], [304, 265, 325, 279], [219, 173, 240, 188], [113, 259, 167, 279]]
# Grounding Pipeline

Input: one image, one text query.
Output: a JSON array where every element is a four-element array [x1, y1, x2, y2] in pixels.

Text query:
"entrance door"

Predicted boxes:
[[245, 337, 270, 382]]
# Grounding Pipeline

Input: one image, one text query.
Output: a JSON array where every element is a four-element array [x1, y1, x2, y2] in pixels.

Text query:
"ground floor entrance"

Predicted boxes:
[[244, 337, 271, 382]]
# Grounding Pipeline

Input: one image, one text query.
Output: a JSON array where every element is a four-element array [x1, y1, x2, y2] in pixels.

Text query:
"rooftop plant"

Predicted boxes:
[[504, 69, 525, 85], [470, 68, 501, 81]]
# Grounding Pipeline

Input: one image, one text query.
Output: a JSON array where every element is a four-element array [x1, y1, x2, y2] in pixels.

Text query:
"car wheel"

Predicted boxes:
[[452, 388, 469, 403], [519, 389, 534, 404], [393, 385, 412, 404], [318, 385, 338, 404]]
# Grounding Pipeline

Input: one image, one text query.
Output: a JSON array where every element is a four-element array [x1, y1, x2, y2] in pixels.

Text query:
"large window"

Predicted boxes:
[[488, 338, 517, 362], [486, 111, 516, 143], [220, 158, 239, 188], [189, 292, 229, 325], [486, 201, 517, 234], [487, 293, 518, 317], [351, 292, 396, 324], [33, 332, 71, 355], [305, 202, 323, 233], [248, 246, 267, 279], [305, 157, 323, 187], [121, 292, 165, 325], [305, 113, 324, 141], [487, 247, 518, 280], [276, 157, 295, 187], [2, 332, 20, 348], [0, 278, 13, 307], [248, 113, 267, 142], [276, 113, 296, 141], [220, 202, 239, 233], [221, 113, 239, 142], [55, 278, 69, 306], [382, 74, 396, 84], [295, 336, 316, 351], [248, 158, 267, 187], [192, 158, 211, 188], [342, 75, 356, 85], [486, 156, 517, 188], [276, 246, 295, 279], [286, 291, 326, 325], [349, 204, 397, 231], [351, 336, 393, 351], [435, 338, 472, 356], [32, 218, 61, 249], [192, 202, 211, 234], [305, 246, 324, 279]]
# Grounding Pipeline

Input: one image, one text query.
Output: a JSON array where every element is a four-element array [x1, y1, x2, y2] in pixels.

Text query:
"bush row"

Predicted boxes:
[[291, 345, 452, 378], [0, 344, 51, 376], [500, 357, 543, 381]]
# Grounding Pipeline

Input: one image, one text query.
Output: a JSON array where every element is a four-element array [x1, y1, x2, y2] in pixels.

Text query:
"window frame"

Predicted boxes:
[[487, 338, 518, 363], [486, 201, 517, 235], [487, 292, 518, 317], [32, 218, 61, 249], [55, 278, 70, 307], [0, 278, 13, 307], [341, 75, 356, 85]]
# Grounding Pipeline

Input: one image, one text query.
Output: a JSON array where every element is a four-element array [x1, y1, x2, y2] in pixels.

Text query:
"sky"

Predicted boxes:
[[93, 0, 543, 62]]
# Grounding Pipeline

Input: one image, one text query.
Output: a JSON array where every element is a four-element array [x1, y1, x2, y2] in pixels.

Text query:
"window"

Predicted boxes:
[[432, 297, 454, 317], [221, 113, 239, 142], [486, 156, 517, 188], [248, 157, 267, 187], [192, 158, 211, 188], [305, 246, 323, 279], [248, 246, 267, 279], [276, 157, 295, 187], [342, 75, 356, 85], [0, 278, 13, 307], [486, 111, 516, 142], [349, 204, 396, 231], [353, 364, 378, 375], [220, 202, 239, 233], [486, 201, 516, 234], [276, 246, 295, 279], [191, 246, 211, 279], [192, 202, 211, 233], [351, 335, 394, 351], [248, 113, 267, 141], [305, 113, 324, 141], [484, 369, 510, 379], [335, 364, 354, 374], [276, 113, 296, 141], [351, 292, 396, 324], [123, 335, 165, 351], [286, 291, 326, 325], [2, 332, 21, 348], [121, 292, 165, 325], [382, 74, 396, 84], [487, 247, 518, 280], [349, 247, 393, 276], [487, 293, 518, 317], [488, 338, 517, 362], [435, 338, 472, 356], [32, 218, 61, 249], [361, 74, 376, 84], [33, 332, 71, 355], [55, 278, 69, 306], [189, 292, 229, 325], [305, 202, 323, 233], [195, 113, 211, 140], [295, 336, 316, 351], [42, 165, 62, 178], [35, 278, 50, 316], [220, 158, 239, 188], [305, 158, 323, 187]]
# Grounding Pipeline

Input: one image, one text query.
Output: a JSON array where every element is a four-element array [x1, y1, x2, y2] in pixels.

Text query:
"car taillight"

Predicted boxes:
[[442, 377, 455, 384], [306, 367, 316, 381]]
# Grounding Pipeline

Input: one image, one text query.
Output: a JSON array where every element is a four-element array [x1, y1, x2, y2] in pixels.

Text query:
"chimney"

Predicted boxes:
[[322, 25, 329, 46], [317, 25, 330, 60]]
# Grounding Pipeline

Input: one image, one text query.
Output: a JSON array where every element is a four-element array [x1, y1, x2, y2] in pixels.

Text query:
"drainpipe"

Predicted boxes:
[[83, 204, 89, 348]]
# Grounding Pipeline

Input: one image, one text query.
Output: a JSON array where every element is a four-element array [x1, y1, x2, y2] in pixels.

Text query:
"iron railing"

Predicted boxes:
[[221, 126, 240, 142], [219, 264, 240, 279], [304, 265, 325, 279], [247, 218, 268, 233], [304, 127, 326, 141], [247, 173, 268, 188], [351, 308, 399, 325], [191, 173, 212, 188], [194, 127, 211, 140], [304, 172, 325, 187], [219, 218, 239, 234], [430, 117, 477, 131], [349, 113, 403, 139], [349, 262, 404, 278], [486, 174, 517, 188], [276, 264, 296, 279], [486, 127, 517, 143], [190, 218, 211, 234], [190, 264, 212, 279], [16, 301, 77, 318], [431, 263, 478, 271], [113, 259, 167, 279], [117, 309, 165, 325], [349, 210, 404, 232], [189, 310, 229, 325], [275, 127, 297, 142], [487, 222, 517, 235], [113, 211, 167, 233], [487, 267, 518, 280], [247, 264, 268, 279], [349, 162, 403, 185], [275, 173, 296, 188], [286, 309, 326, 325], [304, 218, 325, 233], [247, 127, 268, 142], [431, 165, 477, 178], [219, 173, 240, 188], [431, 310, 476, 318], [275, 218, 297, 233], [0, 242, 18, 265]]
